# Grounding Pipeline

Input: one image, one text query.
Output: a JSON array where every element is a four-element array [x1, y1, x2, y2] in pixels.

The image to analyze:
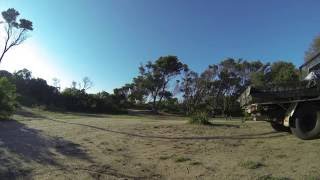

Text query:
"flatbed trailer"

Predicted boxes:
[[239, 53, 320, 140]]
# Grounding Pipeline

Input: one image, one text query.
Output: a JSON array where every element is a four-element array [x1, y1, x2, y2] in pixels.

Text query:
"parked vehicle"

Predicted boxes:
[[239, 52, 320, 140]]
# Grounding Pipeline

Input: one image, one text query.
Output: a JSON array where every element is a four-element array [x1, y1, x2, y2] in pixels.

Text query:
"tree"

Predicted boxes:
[[136, 56, 186, 112], [180, 65, 218, 115], [79, 77, 93, 91], [181, 58, 264, 116], [14, 68, 32, 80], [270, 61, 299, 84], [305, 34, 320, 62], [251, 61, 299, 86], [0, 8, 33, 63]]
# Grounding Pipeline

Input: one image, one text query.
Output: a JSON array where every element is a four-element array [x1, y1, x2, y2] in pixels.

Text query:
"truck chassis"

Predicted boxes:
[[239, 52, 320, 140], [241, 86, 320, 140]]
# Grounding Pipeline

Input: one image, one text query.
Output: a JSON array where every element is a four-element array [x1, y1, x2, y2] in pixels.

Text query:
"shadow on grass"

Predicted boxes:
[[208, 123, 241, 128], [15, 109, 46, 119], [45, 117, 287, 140], [0, 119, 92, 179], [190, 121, 241, 128], [16, 107, 110, 120]]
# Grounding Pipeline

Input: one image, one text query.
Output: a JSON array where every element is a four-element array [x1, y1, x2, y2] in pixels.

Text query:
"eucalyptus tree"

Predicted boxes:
[[0, 8, 33, 63], [136, 56, 186, 112]]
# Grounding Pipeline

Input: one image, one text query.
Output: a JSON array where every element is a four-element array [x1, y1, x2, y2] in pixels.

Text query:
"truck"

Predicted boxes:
[[239, 52, 320, 140]]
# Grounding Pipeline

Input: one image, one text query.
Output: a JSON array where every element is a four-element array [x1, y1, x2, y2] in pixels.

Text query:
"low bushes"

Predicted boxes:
[[189, 111, 210, 125], [0, 77, 17, 119]]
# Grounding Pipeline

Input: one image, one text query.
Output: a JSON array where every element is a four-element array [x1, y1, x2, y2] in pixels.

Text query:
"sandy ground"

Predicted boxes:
[[0, 108, 320, 180]]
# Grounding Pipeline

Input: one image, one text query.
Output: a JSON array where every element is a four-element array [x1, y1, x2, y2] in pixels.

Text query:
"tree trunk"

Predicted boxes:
[[152, 96, 158, 113]]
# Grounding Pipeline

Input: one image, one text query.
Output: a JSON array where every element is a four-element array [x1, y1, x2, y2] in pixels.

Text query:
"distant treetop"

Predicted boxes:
[[305, 34, 320, 62]]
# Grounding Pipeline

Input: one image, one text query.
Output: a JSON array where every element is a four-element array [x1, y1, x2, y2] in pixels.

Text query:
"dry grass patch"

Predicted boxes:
[[257, 175, 291, 180], [175, 157, 191, 163], [240, 160, 264, 169], [2, 108, 320, 179]]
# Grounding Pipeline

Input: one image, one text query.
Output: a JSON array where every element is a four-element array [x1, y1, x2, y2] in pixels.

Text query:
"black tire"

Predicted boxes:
[[290, 103, 320, 140], [270, 122, 290, 132]]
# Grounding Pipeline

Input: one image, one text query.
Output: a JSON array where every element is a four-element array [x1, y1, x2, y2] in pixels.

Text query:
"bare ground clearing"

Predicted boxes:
[[0, 107, 319, 179]]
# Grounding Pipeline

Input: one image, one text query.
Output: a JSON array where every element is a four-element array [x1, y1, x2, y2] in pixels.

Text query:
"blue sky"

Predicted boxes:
[[0, 0, 319, 93]]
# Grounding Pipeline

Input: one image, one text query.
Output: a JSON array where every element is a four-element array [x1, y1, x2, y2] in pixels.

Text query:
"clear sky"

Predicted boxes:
[[0, 0, 320, 93]]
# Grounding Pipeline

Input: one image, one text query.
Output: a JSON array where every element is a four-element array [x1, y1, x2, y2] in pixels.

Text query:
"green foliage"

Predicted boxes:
[[0, 55, 301, 117], [1, 8, 33, 30], [251, 61, 299, 86], [182, 58, 263, 116], [303, 175, 320, 180], [135, 55, 186, 112], [61, 88, 122, 113], [251, 71, 265, 87], [0, 77, 16, 119], [270, 62, 299, 84], [1, 8, 20, 24], [189, 111, 210, 125], [158, 98, 183, 114]]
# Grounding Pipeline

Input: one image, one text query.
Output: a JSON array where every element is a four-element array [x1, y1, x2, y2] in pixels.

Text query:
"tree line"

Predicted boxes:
[[0, 57, 300, 118]]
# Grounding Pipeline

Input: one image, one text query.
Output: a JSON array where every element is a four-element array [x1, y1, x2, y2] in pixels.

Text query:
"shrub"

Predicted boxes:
[[0, 77, 17, 119], [189, 111, 210, 125]]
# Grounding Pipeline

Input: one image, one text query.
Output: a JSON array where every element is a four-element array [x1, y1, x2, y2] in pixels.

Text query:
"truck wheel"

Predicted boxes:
[[270, 122, 290, 132], [290, 104, 320, 140]]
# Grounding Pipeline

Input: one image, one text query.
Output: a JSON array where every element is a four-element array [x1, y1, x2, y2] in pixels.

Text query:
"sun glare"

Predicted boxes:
[[0, 40, 71, 88]]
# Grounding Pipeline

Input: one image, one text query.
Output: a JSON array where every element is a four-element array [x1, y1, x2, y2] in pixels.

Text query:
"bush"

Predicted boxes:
[[189, 111, 210, 125], [0, 77, 17, 119]]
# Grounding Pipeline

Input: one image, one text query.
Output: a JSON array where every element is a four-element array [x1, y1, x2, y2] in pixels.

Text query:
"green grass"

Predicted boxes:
[[303, 175, 320, 180]]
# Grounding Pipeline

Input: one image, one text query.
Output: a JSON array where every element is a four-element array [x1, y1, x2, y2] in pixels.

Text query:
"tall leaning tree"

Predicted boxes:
[[0, 8, 33, 63]]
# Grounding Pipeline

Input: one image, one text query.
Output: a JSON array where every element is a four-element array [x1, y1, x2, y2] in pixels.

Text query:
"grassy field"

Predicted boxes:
[[0, 107, 320, 180]]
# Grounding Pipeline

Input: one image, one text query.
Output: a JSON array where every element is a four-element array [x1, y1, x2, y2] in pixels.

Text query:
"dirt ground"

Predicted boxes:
[[0, 107, 320, 180]]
